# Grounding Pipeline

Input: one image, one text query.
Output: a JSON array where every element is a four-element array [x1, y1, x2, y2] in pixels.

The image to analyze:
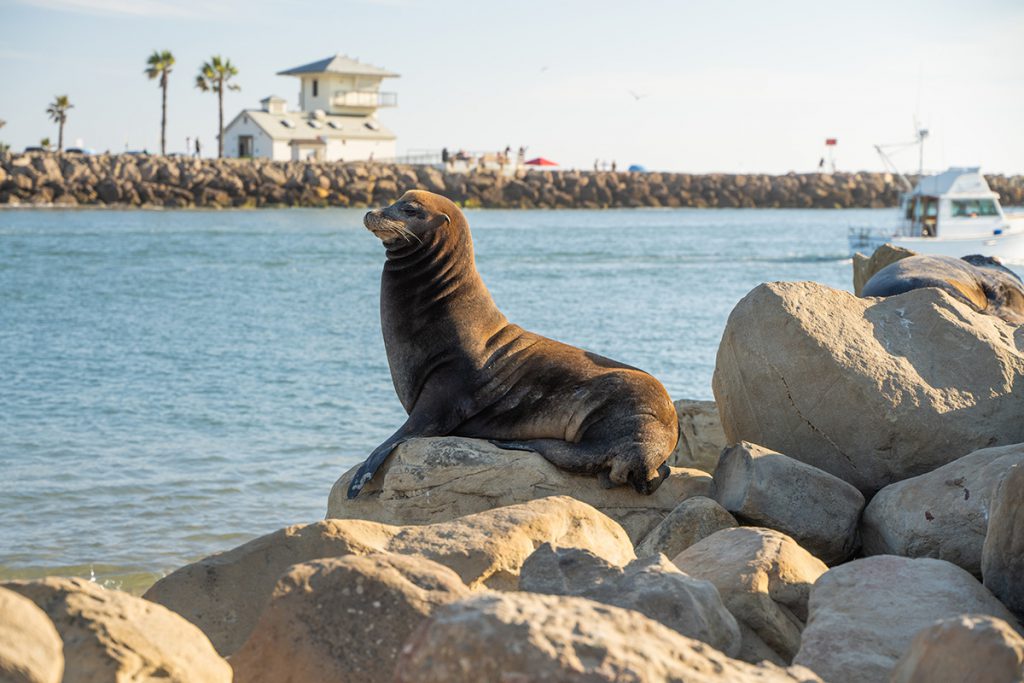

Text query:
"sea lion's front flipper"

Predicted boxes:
[[347, 417, 432, 499]]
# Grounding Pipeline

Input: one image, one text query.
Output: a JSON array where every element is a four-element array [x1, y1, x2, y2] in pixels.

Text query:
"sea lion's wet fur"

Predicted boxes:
[[348, 190, 678, 497], [862, 254, 1024, 324]]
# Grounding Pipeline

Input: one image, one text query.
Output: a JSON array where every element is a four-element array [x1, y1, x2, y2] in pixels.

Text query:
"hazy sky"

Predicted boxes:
[[1, 0, 1022, 173]]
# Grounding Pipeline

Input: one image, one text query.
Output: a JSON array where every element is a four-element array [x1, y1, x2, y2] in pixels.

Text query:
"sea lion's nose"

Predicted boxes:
[[363, 209, 382, 228]]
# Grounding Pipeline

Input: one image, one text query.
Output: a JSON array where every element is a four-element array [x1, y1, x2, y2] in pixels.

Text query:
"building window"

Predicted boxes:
[[238, 135, 254, 158], [312, 79, 318, 97]]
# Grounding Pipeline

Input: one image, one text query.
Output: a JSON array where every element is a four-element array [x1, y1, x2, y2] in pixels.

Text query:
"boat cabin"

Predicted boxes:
[[898, 167, 1007, 239]]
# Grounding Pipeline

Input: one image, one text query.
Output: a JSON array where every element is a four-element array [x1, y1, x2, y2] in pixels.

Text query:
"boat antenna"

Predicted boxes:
[[874, 121, 928, 193]]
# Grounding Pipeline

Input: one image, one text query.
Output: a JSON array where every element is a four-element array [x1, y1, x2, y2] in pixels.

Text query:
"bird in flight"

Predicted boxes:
[[628, 90, 649, 101]]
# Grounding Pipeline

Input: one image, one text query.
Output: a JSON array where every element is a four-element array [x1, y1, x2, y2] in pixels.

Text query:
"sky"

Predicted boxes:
[[1, 0, 1022, 174]]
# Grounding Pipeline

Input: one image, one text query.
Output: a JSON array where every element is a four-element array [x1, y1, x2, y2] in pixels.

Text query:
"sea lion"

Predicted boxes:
[[348, 190, 678, 498], [861, 254, 1024, 324]]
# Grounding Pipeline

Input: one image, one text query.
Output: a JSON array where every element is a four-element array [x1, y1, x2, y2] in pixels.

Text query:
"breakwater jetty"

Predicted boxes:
[[2, 152, 1022, 209]]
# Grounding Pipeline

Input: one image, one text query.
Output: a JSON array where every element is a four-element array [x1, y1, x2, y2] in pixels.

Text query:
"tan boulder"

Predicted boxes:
[[713, 282, 1024, 495], [393, 592, 824, 683], [519, 544, 741, 656], [672, 527, 827, 665], [852, 242, 915, 295], [144, 496, 634, 655], [793, 555, 1020, 683], [0, 586, 62, 683], [669, 399, 727, 471], [889, 615, 1024, 683], [3, 577, 230, 683], [328, 436, 712, 542], [230, 553, 470, 683], [634, 496, 737, 559], [712, 442, 864, 564], [982, 463, 1024, 618], [862, 443, 1024, 576]]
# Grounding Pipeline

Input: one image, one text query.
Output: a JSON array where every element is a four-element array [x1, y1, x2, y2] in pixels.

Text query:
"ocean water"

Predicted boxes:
[[0, 206, 978, 593]]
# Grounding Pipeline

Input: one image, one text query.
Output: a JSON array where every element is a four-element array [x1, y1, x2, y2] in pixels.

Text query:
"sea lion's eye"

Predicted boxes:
[[402, 206, 419, 217]]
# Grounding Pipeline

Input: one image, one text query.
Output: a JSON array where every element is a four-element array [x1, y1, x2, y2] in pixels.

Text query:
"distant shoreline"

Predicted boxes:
[[3, 153, 1023, 210]]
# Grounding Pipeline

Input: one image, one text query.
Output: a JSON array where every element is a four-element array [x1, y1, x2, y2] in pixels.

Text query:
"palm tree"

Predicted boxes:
[[195, 56, 239, 158], [46, 95, 73, 152], [145, 50, 175, 155]]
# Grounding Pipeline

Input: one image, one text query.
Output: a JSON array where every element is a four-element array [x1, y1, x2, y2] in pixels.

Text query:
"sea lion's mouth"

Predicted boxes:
[[364, 210, 420, 245]]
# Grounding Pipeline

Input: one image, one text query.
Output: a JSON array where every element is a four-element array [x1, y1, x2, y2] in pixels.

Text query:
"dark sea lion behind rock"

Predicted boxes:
[[348, 190, 678, 498], [861, 254, 1024, 324]]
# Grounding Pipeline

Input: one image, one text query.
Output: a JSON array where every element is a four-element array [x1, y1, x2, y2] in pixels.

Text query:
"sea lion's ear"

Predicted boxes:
[[440, 213, 451, 225]]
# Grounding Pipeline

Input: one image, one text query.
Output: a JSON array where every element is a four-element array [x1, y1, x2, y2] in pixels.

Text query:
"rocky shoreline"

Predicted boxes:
[[3, 151, 1023, 210], [3, 247, 1024, 682]]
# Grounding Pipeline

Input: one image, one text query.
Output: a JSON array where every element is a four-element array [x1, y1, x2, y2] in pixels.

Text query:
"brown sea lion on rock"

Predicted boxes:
[[348, 190, 678, 498], [861, 254, 1024, 324]]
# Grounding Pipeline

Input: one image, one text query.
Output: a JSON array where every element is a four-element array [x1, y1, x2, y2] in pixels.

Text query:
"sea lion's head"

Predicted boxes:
[[364, 190, 463, 246]]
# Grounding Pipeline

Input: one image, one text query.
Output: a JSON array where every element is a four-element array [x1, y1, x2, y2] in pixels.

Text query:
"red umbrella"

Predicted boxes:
[[524, 157, 559, 166]]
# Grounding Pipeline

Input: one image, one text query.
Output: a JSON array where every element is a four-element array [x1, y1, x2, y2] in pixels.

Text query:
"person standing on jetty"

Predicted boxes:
[[195, 138, 202, 158]]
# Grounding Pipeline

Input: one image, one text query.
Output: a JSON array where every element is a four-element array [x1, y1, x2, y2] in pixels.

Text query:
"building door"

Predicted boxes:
[[238, 135, 253, 158]]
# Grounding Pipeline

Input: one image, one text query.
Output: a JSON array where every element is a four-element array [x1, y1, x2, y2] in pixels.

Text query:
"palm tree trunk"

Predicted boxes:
[[58, 120, 64, 152], [160, 74, 168, 156], [217, 79, 224, 158]]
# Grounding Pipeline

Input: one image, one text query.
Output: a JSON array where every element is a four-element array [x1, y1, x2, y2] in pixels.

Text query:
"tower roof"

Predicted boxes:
[[277, 54, 399, 78]]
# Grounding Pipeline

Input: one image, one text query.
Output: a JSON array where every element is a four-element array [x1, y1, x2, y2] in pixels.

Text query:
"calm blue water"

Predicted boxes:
[[0, 206, 917, 591]]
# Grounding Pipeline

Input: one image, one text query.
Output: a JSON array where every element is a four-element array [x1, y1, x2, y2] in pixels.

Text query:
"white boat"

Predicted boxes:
[[849, 167, 1024, 261]]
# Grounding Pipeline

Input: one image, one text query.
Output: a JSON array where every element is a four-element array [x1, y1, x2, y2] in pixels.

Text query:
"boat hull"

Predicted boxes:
[[850, 224, 1024, 263]]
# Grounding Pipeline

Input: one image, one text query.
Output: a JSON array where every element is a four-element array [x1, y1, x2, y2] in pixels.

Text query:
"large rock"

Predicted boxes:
[[0, 586, 62, 683], [793, 555, 1020, 683], [712, 441, 864, 564], [230, 553, 470, 683], [982, 463, 1024, 618], [3, 577, 230, 683], [862, 443, 1024, 576], [635, 496, 737, 559], [393, 592, 824, 683], [328, 436, 712, 542], [672, 527, 827, 665], [144, 496, 633, 655], [713, 281, 1024, 495], [852, 242, 915, 295], [519, 544, 741, 656], [889, 615, 1024, 683], [669, 399, 727, 471]]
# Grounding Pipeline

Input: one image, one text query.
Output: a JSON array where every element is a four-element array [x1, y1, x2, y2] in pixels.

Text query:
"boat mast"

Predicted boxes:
[[874, 126, 928, 193]]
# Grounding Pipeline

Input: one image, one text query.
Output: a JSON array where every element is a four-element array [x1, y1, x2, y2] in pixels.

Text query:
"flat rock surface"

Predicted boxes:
[[713, 282, 1024, 495], [329, 436, 712, 542], [393, 592, 824, 683]]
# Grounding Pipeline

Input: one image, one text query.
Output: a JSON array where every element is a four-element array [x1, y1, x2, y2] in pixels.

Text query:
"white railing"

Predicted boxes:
[[331, 91, 398, 108]]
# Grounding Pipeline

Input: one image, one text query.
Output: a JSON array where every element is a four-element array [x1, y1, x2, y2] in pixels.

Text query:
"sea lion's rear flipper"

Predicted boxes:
[[488, 438, 606, 474]]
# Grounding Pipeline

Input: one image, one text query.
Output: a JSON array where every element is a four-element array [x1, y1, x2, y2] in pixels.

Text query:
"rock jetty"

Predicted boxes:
[[4, 241, 1024, 682], [3, 151, 1023, 209]]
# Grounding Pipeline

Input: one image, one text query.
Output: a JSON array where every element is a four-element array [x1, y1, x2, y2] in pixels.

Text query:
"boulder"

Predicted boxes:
[[712, 442, 864, 564], [889, 615, 1024, 683], [982, 463, 1024, 618], [713, 282, 1024, 495], [519, 544, 741, 656], [0, 586, 62, 683], [230, 553, 469, 683], [144, 496, 633, 655], [793, 555, 1020, 683], [852, 243, 915, 295], [862, 443, 1024, 576], [672, 527, 828, 665], [393, 592, 824, 683], [634, 496, 737, 559], [328, 436, 712, 542], [3, 577, 230, 683], [669, 399, 727, 471]]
